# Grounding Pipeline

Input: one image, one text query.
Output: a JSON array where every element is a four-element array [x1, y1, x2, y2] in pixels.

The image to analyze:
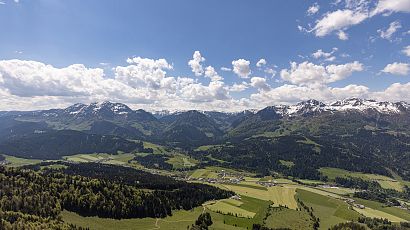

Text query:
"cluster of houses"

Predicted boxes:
[[343, 198, 365, 209], [187, 169, 246, 184], [256, 181, 276, 187], [0, 159, 9, 166], [194, 176, 244, 184]]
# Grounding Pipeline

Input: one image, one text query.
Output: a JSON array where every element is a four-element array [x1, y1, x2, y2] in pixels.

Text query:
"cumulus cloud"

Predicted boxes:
[[402, 45, 410, 57], [307, 3, 320, 15], [337, 30, 349, 40], [117, 57, 173, 89], [312, 9, 368, 38], [228, 82, 248, 92], [188, 51, 205, 76], [250, 77, 270, 91], [0, 53, 409, 112], [256, 59, 266, 67], [0, 57, 235, 111], [378, 21, 401, 41], [280, 61, 363, 86], [381, 62, 410, 75], [371, 82, 410, 102], [204, 66, 223, 81], [312, 47, 338, 61], [232, 59, 251, 78], [0, 60, 107, 97], [249, 83, 369, 107]]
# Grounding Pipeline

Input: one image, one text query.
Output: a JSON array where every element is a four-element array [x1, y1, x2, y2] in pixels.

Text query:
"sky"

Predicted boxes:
[[0, 0, 409, 112]]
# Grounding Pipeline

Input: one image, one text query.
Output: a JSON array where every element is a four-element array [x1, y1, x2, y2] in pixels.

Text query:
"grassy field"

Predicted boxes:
[[220, 184, 298, 210], [62, 208, 203, 230], [209, 196, 271, 229], [265, 207, 312, 230], [63, 152, 135, 165], [205, 199, 256, 218], [353, 207, 406, 222], [143, 141, 167, 154], [296, 189, 361, 230], [194, 145, 221, 151], [63, 196, 269, 230], [354, 198, 410, 221], [316, 187, 356, 195], [269, 187, 298, 209], [166, 154, 198, 169], [2, 155, 42, 167], [279, 160, 295, 168], [320, 167, 405, 192]]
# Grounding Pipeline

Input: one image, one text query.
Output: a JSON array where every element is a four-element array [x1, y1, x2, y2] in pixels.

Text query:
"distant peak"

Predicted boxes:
[[266, 98, 409, 117]]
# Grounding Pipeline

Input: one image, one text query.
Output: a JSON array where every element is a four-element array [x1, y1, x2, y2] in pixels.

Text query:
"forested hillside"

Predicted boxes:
[[0, 163, 232, 220]]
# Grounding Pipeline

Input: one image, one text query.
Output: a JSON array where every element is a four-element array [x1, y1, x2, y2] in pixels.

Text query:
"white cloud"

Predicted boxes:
[[221, 67, 231, 71], [0, 53, 409, 112], [312, 47, 338, 61], [0, 60, 107, 97], [250, 77, 271, 91], [250, 84, 369, 107], [256, 59, 266, 67], [371, 82, 410, 102], [0, 1, 6, 5], [264, 68, 277, 78], [304, 0, 410, 39], [403, 46, 410, 57], [229, 82, 248, 92], [118, 57, 173, 89], [337, 30, 349, 40], [232, 59, 251, 78], [0, 58, 235, 111], [312, 9, 368, 37], [188, 51, 205, 76], [371, 0, 410, 16], [381, 62, 410, 75], [280, 61, 363, 86], [330, 84, 369, 98], [307, 3, 320, 15], [204, 66, 223, 82], [378, 21, 401, 41]]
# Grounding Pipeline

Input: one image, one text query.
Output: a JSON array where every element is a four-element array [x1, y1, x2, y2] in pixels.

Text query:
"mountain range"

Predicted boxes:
[[0, 98, 410, 177]]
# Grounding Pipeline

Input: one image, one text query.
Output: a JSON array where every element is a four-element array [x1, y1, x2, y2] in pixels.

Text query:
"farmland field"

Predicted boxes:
[[205, 199, 256, 218], [265, 207, 312, 230], [2, 154, 42, 167], [320, 167, 406, 191], [221, 184, 298, 209], [166, 154, 198, 169], [142, 141, 167, 154], [353, 207, 406, 222], [354, 198, 410, 221], [62, 208, 202, 230], [63, 196, 271, 230], [63, 152, 135, 165], [296, 189, 361, 230]]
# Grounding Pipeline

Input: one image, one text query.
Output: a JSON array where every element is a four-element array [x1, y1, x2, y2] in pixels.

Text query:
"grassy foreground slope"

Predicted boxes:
[[297, 189, 361, 230]]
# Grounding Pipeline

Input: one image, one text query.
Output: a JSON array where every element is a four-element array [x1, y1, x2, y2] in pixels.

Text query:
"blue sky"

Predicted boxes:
[[0, 0, 409, 111]]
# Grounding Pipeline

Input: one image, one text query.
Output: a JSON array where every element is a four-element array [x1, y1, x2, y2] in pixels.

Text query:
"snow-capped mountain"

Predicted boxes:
[[264, 98, 409, 118], [63, 101, 133, 119]]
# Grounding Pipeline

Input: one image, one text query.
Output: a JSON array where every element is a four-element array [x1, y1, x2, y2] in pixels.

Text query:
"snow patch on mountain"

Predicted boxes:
[[269, 98, 408, 117]]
